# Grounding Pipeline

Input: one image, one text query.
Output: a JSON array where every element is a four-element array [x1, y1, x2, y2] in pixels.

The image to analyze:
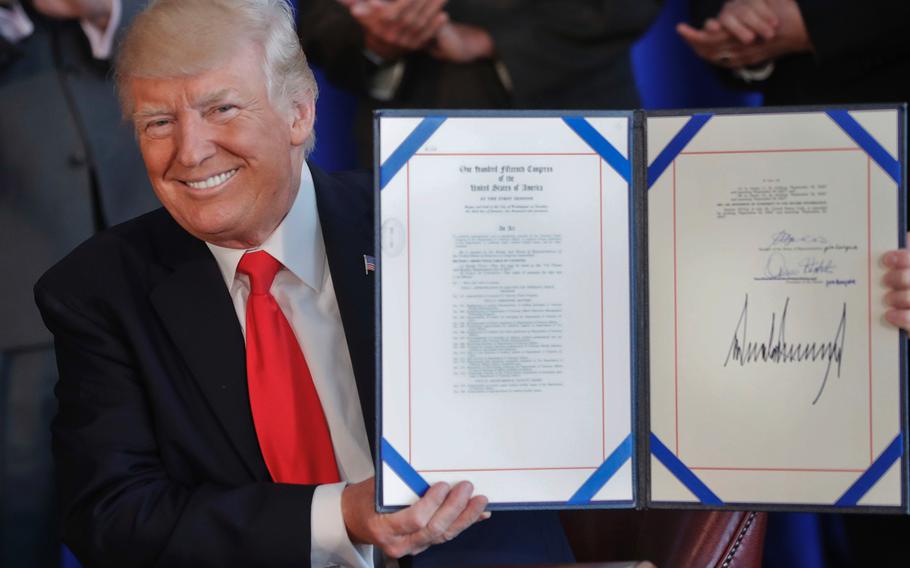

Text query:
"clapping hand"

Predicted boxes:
[[337, 0, 449, 60], [677, 0, 812, 69]]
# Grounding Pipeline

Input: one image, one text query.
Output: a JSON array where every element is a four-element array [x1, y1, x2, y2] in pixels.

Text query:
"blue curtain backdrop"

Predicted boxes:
[[61, 2, 832, 567]]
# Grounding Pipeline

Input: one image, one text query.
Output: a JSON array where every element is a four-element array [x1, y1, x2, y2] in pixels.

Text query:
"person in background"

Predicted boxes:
[[297, 0, 662, 164], [680, 4, 910, 565], [0, 1, 156, 566], [678, 0, 910, 105]]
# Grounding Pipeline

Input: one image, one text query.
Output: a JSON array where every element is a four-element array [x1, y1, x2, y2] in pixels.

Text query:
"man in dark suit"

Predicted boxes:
[[678, 0, 910, 105], [1, 1, 156, 566], [297, 0, 662, 164], [678, 3, 910, 565], [34, 0, 506, 565]]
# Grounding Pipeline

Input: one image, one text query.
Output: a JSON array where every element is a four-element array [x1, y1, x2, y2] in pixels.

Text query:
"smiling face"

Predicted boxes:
[[129, 44, 315, 249]]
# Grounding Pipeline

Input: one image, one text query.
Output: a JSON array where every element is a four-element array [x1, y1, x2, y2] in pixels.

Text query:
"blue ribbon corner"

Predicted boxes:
[[562, 116, 631, 184], [826, 110, 901, 186], [381, 438, 430, 497], [650, 433, 723, 505], [835, 433, 904, 507], [647, 113, 713, 189], [567, 434, 633, 504], [379, 116, 447, 190]]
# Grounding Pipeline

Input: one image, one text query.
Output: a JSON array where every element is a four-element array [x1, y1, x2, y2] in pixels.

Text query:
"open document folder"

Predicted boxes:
[[374, 107, 907, 514]]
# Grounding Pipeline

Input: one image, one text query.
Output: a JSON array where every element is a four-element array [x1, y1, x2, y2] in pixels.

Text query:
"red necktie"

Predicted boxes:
[[238, 251, 340, 484]]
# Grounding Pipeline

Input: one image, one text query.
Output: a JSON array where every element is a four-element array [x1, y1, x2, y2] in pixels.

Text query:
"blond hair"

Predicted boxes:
[[116, 0, 318, 153]]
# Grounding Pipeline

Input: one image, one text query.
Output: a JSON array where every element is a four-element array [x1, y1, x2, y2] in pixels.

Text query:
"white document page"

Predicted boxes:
[[380, 115, 634, 507], [648, 110, 903, 506]]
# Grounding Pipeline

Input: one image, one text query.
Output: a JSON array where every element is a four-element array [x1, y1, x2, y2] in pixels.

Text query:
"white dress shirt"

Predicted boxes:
[[0, 0, 121, 59], [207, 163, 375, 568]]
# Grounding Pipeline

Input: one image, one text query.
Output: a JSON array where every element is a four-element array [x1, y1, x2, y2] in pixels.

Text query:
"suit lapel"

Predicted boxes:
[[148, 227, 268, 480], [311, 164, 377, 457], [146, 165, 376, 476]]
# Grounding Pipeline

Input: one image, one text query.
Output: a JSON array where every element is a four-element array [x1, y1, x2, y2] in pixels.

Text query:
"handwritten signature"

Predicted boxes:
[[769, 230, 828, 247], [764, 253, 836, 279], [724, 294, 847, 405]]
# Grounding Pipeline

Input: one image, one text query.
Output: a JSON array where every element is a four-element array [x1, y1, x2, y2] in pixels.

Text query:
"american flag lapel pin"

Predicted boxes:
[[363, 254, 376, 275]]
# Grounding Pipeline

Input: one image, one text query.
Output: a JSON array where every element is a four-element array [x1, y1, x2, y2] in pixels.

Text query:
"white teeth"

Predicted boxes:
[[186, 168, 238, 189]]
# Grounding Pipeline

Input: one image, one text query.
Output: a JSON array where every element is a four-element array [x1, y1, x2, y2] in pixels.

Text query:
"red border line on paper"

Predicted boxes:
[[672, 148, 874, 472], [406, 153, 607, 472], [407, 161, 413, 462], [690, 466, 866, 473], [600, 158, 606, 461], [416, 466, 601, 473], [868, 156, 874, 466], [673, 160, 680, 456], [413, 152, 598, 157], [679, 148, 862, 156]]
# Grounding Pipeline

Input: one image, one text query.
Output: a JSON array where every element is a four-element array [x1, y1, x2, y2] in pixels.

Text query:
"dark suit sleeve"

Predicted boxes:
[[487, 0, 661, 106], [296, 0, 378, 93], [689, 0, 910, 65], [36, 284, 316, 568], [797, 0, 910, 64]]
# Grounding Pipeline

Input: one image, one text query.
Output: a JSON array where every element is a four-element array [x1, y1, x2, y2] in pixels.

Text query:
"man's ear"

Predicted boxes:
[[289, 96, 316, 147]]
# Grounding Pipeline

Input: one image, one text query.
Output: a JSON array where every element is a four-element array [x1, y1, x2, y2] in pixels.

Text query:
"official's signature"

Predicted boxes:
[[763, 253, 835, 280], [769, 230, 828, 247], [724, 294, 847, 405]]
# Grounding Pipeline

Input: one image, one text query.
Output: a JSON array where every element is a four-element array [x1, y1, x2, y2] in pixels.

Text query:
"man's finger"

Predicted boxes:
[[677, 22, 735, 50], [437, 494, 489, 543], [746, 0, 779, 28], [385, 482, 451, 534], [417, 481, 474, 545], [379, 0, 417, 23], [883, 249, 910, 269], [883, 268, 910, 290], [416, 11, 449, 46], [676, 22, 710, 44], [739, 7, 777, 39], [705, 17, 724, 33], [885, 290, 910, 310], [411, 0, 447, 32], [885, 309, 910, 331], [718, 11, 757, 43]]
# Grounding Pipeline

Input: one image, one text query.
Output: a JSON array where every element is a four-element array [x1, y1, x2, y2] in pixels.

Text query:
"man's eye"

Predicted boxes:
[[144, 119, 173, 138], [210, 104, 237, 116]]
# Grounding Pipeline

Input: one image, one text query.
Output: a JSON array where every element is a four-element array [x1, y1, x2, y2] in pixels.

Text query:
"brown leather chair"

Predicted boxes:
[[558, 509, 767, 568]]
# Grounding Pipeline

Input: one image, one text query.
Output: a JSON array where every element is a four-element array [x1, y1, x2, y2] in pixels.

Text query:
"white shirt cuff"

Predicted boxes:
[[311, 482, 373, 568], [733, 60, 775, 83], [80, 0, 121, 60]]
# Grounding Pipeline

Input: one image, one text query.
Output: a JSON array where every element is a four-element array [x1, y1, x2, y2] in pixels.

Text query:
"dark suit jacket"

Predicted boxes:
[[297, 0, 661, 163], [688, 0, 910, 105], [35, 166, 375, 567], [1, 0, 158, 351]]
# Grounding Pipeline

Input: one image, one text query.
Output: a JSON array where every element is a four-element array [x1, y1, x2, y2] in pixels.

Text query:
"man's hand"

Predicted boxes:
[[342, 477, 489, 558], [429, 22, 494, 64], [338, 0, 449, 61], [677, 0, 812, 69], [883, 232, 910, 331], [32, 0, 112, 29], [713, 0, 779, 44]]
